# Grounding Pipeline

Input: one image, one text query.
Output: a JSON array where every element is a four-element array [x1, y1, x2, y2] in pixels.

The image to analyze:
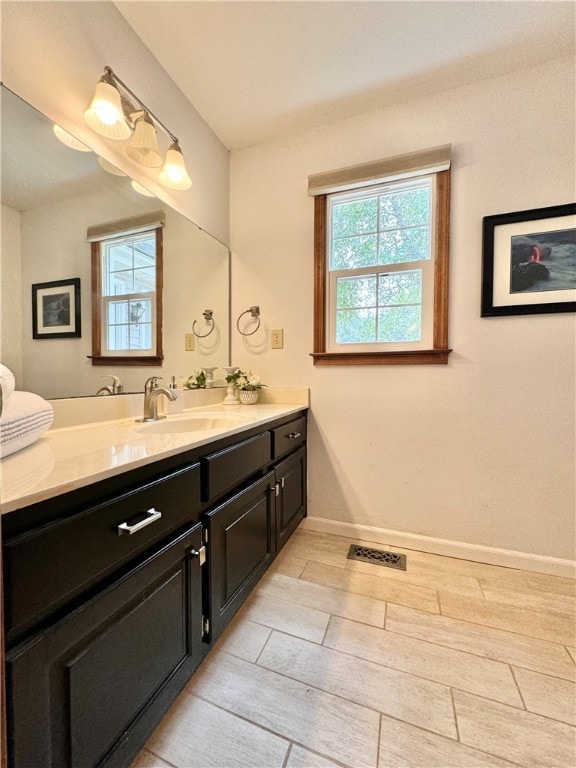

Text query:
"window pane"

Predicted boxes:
[[106, 270, 134, 296], [331, 234, 378, 269], [377, 306, 421, 342], [379, 186, 429, 230], [108, 300, 128, 324], [130, 323, 152, 351], [332, 197, 377, 238], [132, 267, 156, 292], [107, 324, 130, 351], [336, 308, 376, 343], [336, 275, 376, 308], [378, 226, 429, 264], [128, 298, 152, 324], [378, 270, 422, 306]]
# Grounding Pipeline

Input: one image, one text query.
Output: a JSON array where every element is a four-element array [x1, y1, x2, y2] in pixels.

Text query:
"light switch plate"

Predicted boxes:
[[185, 333, 195, 351]]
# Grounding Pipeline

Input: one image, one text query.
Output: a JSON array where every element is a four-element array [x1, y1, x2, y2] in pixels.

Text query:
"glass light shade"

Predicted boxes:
[[131, 180, 156, 197], [126, 115, 162, 168], [158, 142, 192, 190], [84, 80, 131, 140], [53, 124, 92, 152]]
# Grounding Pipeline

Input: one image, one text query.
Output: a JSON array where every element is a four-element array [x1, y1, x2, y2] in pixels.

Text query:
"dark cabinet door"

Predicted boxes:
[[204, 472, 275, 642], [6, 524, 204, 768], [275, 447, 306, 552]]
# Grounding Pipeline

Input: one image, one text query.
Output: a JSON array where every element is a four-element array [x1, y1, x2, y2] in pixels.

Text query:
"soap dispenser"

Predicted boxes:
[[166, 376, 184, 413]]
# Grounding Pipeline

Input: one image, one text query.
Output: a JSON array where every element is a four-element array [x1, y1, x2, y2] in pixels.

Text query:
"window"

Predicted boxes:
[[309, 146, 452, 365], [89, 212, 164, 366]]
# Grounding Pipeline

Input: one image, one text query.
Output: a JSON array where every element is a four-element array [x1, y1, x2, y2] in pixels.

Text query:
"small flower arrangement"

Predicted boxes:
[[225, 368, 264, 391], [184, 369, 207, 389]]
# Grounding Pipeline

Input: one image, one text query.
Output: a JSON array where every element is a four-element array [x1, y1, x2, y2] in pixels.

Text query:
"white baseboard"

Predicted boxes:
[[300, 517, 576, 579]]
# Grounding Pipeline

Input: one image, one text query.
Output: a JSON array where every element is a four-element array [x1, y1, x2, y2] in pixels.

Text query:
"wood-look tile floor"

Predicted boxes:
[[133, 529, 576, 768]]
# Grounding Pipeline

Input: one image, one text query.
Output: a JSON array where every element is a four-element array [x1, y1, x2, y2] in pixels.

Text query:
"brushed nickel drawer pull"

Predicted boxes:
[[287, 431, 301, 439], [118, 507, 162, 535]]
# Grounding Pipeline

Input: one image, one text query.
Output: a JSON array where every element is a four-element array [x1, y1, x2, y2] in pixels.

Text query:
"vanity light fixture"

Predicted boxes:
[[84, 66, 192, 191]]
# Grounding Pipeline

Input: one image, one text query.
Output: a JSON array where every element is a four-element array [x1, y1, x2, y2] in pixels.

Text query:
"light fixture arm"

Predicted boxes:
[[103, 66, 179, 145]]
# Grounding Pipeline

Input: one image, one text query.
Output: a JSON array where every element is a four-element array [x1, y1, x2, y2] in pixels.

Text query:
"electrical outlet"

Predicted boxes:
[[185, 333, 195, 351], [271, 328, 284, 349]]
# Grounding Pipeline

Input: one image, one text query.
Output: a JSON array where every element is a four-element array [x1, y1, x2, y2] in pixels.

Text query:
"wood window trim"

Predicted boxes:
[[311, 169, 452, 366], [90, 228, 164, 367]]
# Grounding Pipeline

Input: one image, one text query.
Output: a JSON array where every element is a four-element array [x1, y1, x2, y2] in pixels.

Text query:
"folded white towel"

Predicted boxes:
[[0, 391, 54, 458], [0, 363, 16, 402]]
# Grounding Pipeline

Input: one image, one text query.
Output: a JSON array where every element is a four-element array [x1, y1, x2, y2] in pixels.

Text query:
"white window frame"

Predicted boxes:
[[326, 176, 436, 354]]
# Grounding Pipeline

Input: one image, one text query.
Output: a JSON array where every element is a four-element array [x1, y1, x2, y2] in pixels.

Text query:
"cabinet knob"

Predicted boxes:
[[287, 432, 301, 439], [117, 508, 162, 536]]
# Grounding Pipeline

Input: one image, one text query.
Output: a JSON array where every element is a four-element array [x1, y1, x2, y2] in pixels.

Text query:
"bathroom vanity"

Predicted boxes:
[[0, 399, 307, 767]]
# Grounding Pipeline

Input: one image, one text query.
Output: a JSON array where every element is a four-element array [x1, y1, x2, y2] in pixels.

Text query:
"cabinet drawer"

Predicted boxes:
[[272, 416, 306, 460], [201, 431, 270, 502], [3, 463, 201, 642]]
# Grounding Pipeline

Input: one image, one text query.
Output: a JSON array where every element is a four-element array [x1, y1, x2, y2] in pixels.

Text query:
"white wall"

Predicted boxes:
[[230, 57, 576, 561], [0, 204, 23, 379], [0, 1, 230, 245]]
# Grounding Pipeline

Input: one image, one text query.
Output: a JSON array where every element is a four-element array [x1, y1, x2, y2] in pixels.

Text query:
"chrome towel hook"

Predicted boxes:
[[236, 305, 261, 336], [192, 309, 215, 338]]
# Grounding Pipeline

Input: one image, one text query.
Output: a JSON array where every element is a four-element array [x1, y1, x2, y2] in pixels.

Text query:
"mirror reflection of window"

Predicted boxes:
[[89, 213, 164, 365], [103, 232, 156, 353]]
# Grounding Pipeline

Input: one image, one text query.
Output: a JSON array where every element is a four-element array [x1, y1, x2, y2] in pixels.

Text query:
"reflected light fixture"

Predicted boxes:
[[85, 66, 191, 191], [53, 124, 92, 152], [98, 157, 127, 176], [131, 180, 156, 197]]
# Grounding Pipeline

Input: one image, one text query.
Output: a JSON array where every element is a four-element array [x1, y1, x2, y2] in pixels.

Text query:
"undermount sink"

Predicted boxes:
[[137, 412, 245, 435]]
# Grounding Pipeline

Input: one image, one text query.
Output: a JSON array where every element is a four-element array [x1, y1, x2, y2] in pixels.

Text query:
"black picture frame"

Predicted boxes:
[[32, 278, 81, 339], [481, 203, 576, 317]]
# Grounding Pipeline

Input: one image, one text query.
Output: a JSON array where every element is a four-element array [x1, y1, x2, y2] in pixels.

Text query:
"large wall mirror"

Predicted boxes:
[[0, 85, 230, 400]]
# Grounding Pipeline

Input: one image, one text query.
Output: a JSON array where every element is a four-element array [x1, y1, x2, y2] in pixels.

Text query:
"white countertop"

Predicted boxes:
[[0, 394, 308, 515]]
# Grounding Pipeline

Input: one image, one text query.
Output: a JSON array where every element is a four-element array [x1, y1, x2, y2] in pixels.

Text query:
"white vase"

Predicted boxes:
[[238, 390, 259, 405]]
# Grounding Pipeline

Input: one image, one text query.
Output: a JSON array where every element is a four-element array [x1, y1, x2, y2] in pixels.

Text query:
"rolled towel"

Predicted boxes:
[[0, 391, 54, 458], [0, 363, 16, 402]]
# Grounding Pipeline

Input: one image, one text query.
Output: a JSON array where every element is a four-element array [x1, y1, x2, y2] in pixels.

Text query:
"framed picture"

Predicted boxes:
[[481, 203, 576, 317], [32, 278, 81, 339]]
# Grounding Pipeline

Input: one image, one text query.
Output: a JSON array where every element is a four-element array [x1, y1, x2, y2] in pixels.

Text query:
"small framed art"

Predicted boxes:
[[32, 278, 81, 339], [481, 203, 576, 317]]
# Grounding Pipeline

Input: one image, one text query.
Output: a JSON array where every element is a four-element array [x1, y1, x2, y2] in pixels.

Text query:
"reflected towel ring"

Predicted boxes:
[[236, 305, 261, 336], [192, 309, 215, 338]]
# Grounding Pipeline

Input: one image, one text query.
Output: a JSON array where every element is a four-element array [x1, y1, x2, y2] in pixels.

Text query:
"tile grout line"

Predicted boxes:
[[144, 747, 179, 768], [432, 601, 575, 647], [282, 742, 293, 768], [185, 689, 353, 768], [449, 687, 461, 742], [508, 664, 528, 711], [376, 713, 383, 768], [380, 623, 576, 682]]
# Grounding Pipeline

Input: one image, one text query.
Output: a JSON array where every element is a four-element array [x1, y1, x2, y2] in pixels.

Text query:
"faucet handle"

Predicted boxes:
[[144, 376, 162, 392], [101, 375, 124, 394]]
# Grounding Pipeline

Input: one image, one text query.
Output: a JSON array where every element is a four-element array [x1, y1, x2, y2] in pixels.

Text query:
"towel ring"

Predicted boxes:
[[236, 305, 261, 336], [192, 309, 215, 338]]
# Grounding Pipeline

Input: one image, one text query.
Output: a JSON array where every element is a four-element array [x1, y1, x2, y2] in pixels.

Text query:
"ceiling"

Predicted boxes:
[[114, 1, 575, 151]]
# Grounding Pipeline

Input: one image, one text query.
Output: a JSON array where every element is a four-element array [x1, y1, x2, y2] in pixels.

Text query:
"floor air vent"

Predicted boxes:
[[347, 544, 407, 571]]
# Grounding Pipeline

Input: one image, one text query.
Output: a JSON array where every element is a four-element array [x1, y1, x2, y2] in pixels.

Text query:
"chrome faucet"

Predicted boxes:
[[136, 376, 176, 422], [96, 375, 124, 396]]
